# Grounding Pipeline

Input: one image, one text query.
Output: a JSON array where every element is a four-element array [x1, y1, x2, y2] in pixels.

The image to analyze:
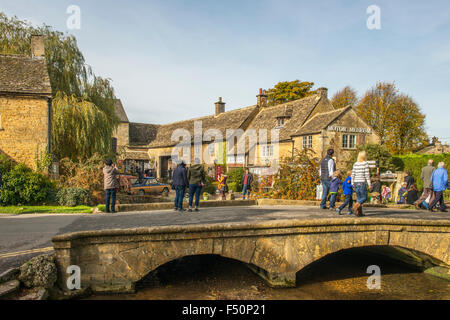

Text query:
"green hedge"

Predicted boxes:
[[392, 153, 450, 191], [0, 163, 56, 206]]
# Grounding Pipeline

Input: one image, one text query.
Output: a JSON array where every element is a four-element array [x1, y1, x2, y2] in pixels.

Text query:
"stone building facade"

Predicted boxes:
[[415, 137, 450, 155], [115, 87, 380, 178], [0, 36, 52, 170]]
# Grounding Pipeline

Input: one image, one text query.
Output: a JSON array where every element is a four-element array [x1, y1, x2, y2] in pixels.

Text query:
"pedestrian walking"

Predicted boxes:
[[241, 168, 253, 200], [187, 158, 206, 212], [415, 159, 435, 210], [103, 159, 119, 213], [329, 171, 343, 210], [428, 162, 448, 212], [351, 151, 371, 217], [337, 170, 354, 215], [218, 173, 228, 200], [172, 161, 189, 211], [319, 149, 336, 209]]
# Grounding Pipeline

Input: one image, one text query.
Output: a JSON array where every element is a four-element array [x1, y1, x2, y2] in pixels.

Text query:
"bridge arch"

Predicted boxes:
[[52, 218, 450, 293]]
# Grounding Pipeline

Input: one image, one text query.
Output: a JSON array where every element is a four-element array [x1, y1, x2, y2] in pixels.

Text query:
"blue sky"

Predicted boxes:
[[1, 0, 449, 143]]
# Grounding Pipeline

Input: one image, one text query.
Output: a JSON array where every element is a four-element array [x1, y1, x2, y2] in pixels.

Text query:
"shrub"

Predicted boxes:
[[203, 175, 217, 195], [0, 163, 56, 205], [392, 153, 450, 191], [227, 168, 244, 192], [0, 153, 14, 174], [253, 149, 319, 200], [56, 187, 90, 206], [58, 153, 105, 193]]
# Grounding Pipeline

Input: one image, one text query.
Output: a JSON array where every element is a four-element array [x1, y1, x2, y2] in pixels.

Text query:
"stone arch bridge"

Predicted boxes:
[[52, 218, 450, 293]]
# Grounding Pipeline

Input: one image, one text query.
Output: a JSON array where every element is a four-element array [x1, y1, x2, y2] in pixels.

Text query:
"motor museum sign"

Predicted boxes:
[[327, 126, 372, 134]]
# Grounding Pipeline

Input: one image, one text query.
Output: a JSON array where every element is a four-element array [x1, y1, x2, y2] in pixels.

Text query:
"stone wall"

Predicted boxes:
[[52, 218, 450, 293], [0, 95, 49, 169]]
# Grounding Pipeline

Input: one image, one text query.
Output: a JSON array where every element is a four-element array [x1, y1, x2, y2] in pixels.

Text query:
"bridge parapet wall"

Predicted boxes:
[[52, 218, 450, 293]]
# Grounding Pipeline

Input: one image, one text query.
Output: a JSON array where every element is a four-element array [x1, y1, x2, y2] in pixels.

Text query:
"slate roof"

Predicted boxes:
[[124, 150, 150, 160], [292, 106, 351, 136], [114, 99, 129, 123], [0, 54, 51, 96], [129, 122, 159, 146], [147, 105, 258, 148], [245, 94, 324, 142]]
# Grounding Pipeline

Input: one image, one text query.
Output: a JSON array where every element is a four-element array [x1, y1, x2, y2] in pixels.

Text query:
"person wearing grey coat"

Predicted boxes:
[[415, 159, 435, 209], [103, 159, 119, 213]]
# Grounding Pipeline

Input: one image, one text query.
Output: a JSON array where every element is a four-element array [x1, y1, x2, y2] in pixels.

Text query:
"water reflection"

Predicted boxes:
[[88, 248, 449, 300]]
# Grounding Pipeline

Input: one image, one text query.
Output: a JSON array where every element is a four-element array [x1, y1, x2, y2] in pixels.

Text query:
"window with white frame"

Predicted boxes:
[[182, 145, 189, 157], [302, 135, 313, 149], [276, 118, 285, 127], [194, 144, 202, 156], [227, 154, 235, 163], [236, 154, 245, 164], [208, 143, 215, 155], [261, 145, 274, 158], [342, 134, 356, 149]]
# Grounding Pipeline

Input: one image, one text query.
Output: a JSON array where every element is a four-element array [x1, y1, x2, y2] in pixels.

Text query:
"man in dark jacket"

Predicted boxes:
[[241, 168, 253, 200], [319, 149, 336, 209], [172, 161, 188, 211], [404, 171, 415, 190], [103, 159, 119, 213], [187, 158, 206, 212], [415, 159, 435, 209]]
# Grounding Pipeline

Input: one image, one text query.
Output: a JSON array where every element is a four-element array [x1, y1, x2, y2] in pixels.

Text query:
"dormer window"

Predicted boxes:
[[277, 117, 285, 127]]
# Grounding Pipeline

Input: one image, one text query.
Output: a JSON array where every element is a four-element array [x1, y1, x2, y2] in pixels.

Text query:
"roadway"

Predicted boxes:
[[0, 205, 448, 274]]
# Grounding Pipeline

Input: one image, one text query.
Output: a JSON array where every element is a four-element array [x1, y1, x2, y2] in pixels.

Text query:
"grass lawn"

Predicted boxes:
[[0, 205, 94, 214]]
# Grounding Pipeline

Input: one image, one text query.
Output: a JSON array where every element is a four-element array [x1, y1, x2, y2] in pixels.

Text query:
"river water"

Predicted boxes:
[[88, 249, 449, 300]]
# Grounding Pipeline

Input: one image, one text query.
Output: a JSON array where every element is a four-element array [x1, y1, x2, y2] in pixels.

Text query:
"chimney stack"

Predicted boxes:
[[215, 97, 225, 116], [316, 87, 328, 99], [257, 88, 268, 108], [31, 35, 45, 59]]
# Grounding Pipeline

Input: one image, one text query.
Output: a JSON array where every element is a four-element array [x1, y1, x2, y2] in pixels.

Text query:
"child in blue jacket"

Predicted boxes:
[[329, 171, 343, 209], [337, 170, 354, 215]]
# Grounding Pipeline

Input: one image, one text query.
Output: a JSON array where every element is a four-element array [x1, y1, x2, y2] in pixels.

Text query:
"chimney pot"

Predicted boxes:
[[31, 35, 45, 59], [215, 97, 225, 116], [257, 88, 268, 108], [317, 87, 328, 99]]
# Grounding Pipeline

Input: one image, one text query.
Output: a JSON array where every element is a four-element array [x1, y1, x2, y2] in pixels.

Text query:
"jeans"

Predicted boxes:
[[329, 193, 337, 208], [174, 185, 186, 209], [242, 184, 250, 199], [354, 182, 368, 204], [189, 183, 202, 208], [320, 179, 331, 208], [339, 194, 354, 212], [429, 191, 447, 211], [105, 188, 116, 212]]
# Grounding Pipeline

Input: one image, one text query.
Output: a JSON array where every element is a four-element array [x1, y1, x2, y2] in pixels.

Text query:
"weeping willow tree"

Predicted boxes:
[[0, 12, 119, 160]]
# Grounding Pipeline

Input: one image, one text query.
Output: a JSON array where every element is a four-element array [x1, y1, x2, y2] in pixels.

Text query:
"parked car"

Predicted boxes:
[[129, 177, 171, 196]]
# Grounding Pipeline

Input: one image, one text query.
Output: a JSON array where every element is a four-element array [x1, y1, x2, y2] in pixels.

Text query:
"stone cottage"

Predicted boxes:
[[0, 35, 52, 170], [114, 87, 380, 178]]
